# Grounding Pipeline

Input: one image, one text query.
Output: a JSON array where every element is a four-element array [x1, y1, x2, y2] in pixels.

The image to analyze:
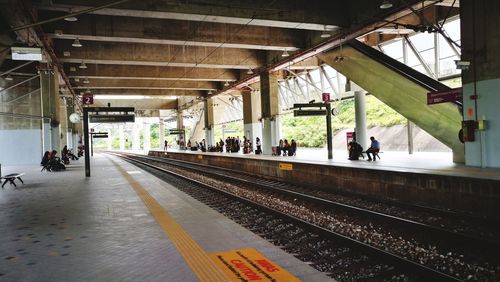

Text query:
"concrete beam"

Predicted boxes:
[[65, 64, 238, 81], [78, 89, 202, 96], [71, 79, 218, 91], [93, 99, 177, 110], [35, 1, 345, 31], [41, 12, 303, 51], [56, 41, 264, 69]]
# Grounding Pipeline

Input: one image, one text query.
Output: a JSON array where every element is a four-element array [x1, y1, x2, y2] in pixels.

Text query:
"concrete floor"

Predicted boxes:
[[0, 154, 330, 282]]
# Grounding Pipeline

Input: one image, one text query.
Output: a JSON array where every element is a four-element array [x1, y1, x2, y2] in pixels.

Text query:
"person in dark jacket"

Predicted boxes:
[[348, 140, 364, 160]]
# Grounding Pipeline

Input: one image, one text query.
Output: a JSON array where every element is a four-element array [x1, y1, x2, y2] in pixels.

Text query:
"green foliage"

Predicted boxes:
[[281, 96, 406, 147]]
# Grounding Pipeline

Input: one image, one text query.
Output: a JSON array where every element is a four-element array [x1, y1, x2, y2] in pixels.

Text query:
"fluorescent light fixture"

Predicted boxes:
[[63, 51, 71, 57], [380, 0, 393, 9], [94, 95, 178, 100], [5, 75, 13, 81], [72, 38, 82, 47], [83, 78, 90, 84], [74, 78, 80, 82], [224, 81, 229, 87], [70, 66, 77, 72], [64, 9, 78, 22], [320, 31, 331, 38], [79, 61, 87, 69], [11, 47, 42, 61], [85, 88, 91, 94], [54, 30, 63, 36], [247, 68, 254, 75], [281, 49, 290, 57]]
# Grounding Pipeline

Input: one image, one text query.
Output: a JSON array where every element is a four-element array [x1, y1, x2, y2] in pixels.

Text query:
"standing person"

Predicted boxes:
[[366, 136, 381, 161], [164, 140, 168, 151], [255, 137, 262, 154]]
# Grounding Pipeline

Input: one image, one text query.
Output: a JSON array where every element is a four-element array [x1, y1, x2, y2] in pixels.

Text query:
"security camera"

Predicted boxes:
[[455, 60, 470, 70]]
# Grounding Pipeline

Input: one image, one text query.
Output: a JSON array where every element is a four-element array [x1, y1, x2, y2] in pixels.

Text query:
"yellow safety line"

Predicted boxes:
[[111, 159, 230, 282]]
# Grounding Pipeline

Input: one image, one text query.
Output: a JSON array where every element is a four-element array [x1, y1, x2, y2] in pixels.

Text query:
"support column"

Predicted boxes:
[[119, 124, 125, 150], [204, 98, 215, 147], [461, 0, 500, 168], [407, 120, 414, 154], [132, 122, 140, 150], [159, 117, 165, 150], [40, 70, 58, 152], [107, 129, 112, 150], [243, 90, 262, 149], [354, 91, 368, 150], [260, 72, 280, 155], [177, 111, 185, 149], [143, 119, 151, 152]]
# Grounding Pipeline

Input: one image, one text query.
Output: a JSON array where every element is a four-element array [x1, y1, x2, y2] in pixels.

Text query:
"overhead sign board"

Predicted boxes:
[[294, 109, 327, 116], [91, 133, 109, 138], [168, 129, 185, 135], [89, 115, 135, 123], [427, 88, 462, 105]]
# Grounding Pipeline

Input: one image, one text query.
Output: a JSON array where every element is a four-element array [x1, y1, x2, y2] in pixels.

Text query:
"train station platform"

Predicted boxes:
[[148, 148, 500, 217], [0, 155, 330, 282]]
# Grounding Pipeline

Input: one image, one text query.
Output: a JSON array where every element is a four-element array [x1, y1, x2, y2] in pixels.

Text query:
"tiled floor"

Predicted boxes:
[[0, 154, 331, 282]]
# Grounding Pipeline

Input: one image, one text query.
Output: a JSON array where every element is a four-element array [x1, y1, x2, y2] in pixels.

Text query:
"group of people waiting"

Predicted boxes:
[[275, 139, 297, 156], [348, 136, 380, 161], [40, 145, 82, 172]]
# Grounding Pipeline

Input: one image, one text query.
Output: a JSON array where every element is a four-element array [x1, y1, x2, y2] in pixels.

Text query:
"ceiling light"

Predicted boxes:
[[320, 31, 331, 38], [83, 78, 90, 84], [74, 78, 80, 82], [64, 9, 78, 22], [224, 81, 229, 87], [72, 38, 82, 47], [79, 61, 87, 69], [281, 49, 290, 57], [247, 68, 254, 75], [85, 88, 91, 94], [54, 30, 63, 36], [5, 75, 13, 81], [380, 0, 393, 9], [208, 90, 213, 95]]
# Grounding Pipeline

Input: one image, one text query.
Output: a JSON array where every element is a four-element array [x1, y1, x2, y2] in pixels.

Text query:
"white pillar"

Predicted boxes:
[[42, 121, 52, 152], [143, 119, 151, 152], [119, 124, 125, 150], [177, 112, 184, 149], [159, 117, 165, 150], [132, 122, 140, 150], [354, 91, 368, 150], [107, 129, 112, 150]]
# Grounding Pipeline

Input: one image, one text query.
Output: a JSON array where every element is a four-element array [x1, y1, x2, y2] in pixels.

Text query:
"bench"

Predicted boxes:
[[362, 150, 381, 160], [1, 173, 25, 188]]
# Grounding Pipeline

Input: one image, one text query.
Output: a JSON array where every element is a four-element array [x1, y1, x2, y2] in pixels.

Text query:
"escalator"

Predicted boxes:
[[317, 40, 464, 162]]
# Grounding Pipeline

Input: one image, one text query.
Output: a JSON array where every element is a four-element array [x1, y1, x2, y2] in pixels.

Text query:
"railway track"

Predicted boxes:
[[112, 152, 499, 281]]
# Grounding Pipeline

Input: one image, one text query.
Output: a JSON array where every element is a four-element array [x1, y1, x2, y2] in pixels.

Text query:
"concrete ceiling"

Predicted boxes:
[[0, 0, 455, 110]]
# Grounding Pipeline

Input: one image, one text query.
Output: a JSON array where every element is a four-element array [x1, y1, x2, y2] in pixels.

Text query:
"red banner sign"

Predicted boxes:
[[322, 92, 330, 102], [427, 88, 462, 105]]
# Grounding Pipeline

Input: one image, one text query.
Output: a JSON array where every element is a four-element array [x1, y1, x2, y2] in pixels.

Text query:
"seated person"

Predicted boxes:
[[289, 139, 297, 156], [348, 140, 363, 160], [41, 151, 50, 166], [366, 136, 381, 161]]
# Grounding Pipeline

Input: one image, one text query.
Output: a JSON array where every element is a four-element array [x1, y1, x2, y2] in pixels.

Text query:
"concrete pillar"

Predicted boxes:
[[460, 0, 500, 167], [354, 91, 368, 150], [176, 112, 184, 149], [260, 72, 280, 155], [143, 119, 151, 152], [204, 98, 215, 147], [243, 90, 263, 149], [119, 124, 125, 150], [159, 117, 165, 150], [407, 120, 414, 154], [107, 129, 112, 150], [40, 70, 60, 151], [132, 122, 140, 150]]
